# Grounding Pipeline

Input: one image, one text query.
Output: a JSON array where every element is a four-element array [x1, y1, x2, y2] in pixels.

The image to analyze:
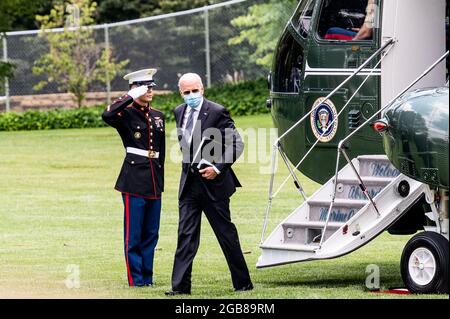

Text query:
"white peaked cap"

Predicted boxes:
[[123, 68, 157, 84]]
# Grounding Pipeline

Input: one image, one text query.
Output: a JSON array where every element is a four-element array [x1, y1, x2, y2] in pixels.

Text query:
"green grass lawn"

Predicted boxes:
[[0, 114, 446, 299]]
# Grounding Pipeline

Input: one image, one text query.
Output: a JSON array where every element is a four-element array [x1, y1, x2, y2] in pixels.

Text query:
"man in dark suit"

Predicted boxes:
[[165, 73, 253, 296]]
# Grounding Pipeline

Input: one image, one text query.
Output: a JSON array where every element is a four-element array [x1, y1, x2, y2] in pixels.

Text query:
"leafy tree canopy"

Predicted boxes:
[[33, 0, 129, 107], [0, 0, 52, 32], [229, 0, 297, 68], [0, 0, 230, 31]]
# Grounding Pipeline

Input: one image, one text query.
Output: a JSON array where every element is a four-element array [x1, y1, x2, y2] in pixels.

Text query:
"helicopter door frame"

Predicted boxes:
[[381, 0, 447, 107]]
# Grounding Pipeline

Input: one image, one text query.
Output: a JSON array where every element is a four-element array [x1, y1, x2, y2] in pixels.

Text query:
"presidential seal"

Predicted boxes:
[[310, 98, 338, 143]]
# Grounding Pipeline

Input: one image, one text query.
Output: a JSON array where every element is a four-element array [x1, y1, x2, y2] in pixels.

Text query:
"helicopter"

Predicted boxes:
[[259, 0, 448, 294]]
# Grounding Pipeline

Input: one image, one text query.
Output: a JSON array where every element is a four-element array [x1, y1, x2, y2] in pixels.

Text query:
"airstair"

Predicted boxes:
[[258, 43, 447, 270], [257, 155, 432, 268]]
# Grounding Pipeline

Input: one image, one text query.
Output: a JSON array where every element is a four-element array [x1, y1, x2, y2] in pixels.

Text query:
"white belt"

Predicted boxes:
[[126, 147, 159, 159]]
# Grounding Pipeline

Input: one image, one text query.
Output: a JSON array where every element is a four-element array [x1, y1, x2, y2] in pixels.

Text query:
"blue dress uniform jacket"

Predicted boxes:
[[102, 94, 165, 199]]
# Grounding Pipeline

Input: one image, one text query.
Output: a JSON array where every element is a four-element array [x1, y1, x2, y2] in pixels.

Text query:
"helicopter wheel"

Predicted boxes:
[[401, 231, 449, 294]]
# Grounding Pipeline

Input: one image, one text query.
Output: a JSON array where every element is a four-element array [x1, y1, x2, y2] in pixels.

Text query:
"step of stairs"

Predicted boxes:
[[258, 154, 429, 268], [334, 177, 393, 200], [260, 243, 319, 252], [357, 155, 400, 178], [282, 221, 345, 245], [308, 199, 368, 223]]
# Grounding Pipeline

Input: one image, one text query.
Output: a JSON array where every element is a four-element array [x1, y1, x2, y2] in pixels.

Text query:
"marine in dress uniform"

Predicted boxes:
[[102, 69, 165, 287], [165, 73, 253, 296]]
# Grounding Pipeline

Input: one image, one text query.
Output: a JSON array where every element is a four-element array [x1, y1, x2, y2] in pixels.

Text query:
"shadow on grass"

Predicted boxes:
[[254, 261, 404, 289]]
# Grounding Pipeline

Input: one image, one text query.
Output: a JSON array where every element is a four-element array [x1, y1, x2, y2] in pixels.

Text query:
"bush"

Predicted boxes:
[[0, 78, 269, 131], [0, 107, 107, 131]]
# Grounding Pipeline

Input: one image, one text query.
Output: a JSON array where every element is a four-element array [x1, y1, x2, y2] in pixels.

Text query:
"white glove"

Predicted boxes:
[[127, 85, 148, 100]]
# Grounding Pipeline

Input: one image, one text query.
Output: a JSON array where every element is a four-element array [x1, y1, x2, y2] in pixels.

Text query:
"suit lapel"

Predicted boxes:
[[196, 99, 210, 133], [177, 104, 187, 129]]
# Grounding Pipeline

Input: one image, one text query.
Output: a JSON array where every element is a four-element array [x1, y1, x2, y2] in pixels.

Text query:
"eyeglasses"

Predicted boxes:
[[182, 89, 200, 96], [134, 81, 155, 88]]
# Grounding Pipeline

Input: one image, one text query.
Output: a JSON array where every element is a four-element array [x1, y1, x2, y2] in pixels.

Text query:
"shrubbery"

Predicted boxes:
[[0, 78, 269, 131]]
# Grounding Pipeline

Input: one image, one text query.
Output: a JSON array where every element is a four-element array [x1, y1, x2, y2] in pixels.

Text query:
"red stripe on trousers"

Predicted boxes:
[[125, 194, 134, 286]]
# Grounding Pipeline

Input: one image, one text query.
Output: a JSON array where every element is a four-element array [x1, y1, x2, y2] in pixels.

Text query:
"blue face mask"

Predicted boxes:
[[183, 92, 203, 108]]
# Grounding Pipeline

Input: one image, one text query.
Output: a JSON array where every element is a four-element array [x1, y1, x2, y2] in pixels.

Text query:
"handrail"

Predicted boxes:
[[260, 38, 395, 244], [319, 50, 450, 249], [272, 40, 395, 199], [273, 38, 394, 146]]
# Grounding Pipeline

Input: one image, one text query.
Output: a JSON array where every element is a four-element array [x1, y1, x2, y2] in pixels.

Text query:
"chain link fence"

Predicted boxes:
[[0, 0, 291, 112]]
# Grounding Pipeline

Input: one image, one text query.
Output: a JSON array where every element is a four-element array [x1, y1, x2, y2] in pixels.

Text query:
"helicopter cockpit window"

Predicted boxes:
[[317, 0, 377, 41], [291, 0, 316, 38]]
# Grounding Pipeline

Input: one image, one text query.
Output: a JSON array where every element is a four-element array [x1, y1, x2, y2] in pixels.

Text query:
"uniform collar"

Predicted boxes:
[[133, 101, 150, 113]]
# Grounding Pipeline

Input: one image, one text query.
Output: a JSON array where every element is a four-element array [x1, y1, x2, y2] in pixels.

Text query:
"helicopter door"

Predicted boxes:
[[301, 0, 381, 148]]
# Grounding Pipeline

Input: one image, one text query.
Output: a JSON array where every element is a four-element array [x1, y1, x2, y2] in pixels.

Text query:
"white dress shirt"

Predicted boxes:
[[182, 99, 203, 133]]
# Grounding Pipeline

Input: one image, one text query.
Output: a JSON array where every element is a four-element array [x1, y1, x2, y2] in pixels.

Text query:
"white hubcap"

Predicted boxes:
[[408, 247, 437, 286]]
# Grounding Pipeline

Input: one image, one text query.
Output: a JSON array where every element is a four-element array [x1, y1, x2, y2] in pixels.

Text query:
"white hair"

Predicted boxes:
[[178, 73, 204, 88]]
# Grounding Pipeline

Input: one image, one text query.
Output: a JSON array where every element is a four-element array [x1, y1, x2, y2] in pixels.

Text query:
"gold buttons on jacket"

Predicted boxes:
[[134, 132, 141, 139]]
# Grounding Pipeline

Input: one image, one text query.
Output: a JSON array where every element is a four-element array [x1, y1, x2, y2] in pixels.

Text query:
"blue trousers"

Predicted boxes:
[[122, 194, 161, 286]]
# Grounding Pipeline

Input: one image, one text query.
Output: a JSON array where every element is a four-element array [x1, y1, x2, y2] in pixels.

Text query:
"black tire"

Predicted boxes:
[[401, 232, 449, 294]]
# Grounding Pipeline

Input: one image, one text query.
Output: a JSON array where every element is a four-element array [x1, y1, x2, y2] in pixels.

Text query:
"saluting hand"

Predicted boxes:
[[199, 167, 218, 180], [128, 85, 149, 100]]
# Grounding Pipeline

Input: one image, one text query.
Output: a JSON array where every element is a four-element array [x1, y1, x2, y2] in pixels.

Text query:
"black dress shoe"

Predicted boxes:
[[234, 283, 254, 292], [165, 290, 191, 296]]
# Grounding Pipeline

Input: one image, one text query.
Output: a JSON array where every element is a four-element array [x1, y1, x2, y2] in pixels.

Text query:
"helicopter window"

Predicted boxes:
[[273, 33, 304, 93], [292, 0, 316, 38], [317, 0, 377, 41]]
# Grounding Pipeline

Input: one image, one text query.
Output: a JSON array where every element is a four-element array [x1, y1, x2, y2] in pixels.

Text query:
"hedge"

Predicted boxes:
[[0, 78, 269, 131]]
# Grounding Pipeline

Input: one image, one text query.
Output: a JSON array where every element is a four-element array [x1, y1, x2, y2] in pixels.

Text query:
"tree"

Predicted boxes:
[[94, 0, 226, 23], [95, 0, 226, 22], [156, 0, 225, 14], [0, 61, 15, 94], [0, 0, 52, 32], [229, 0, 297, 68], [32, 0, 128, 107], [1, 0, 49, 88]]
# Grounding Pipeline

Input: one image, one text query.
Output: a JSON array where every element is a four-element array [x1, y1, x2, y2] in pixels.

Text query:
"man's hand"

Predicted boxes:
[[128, 86, 148, 100], [353, 24, 373, 40], [199, 167, 218, 180]]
